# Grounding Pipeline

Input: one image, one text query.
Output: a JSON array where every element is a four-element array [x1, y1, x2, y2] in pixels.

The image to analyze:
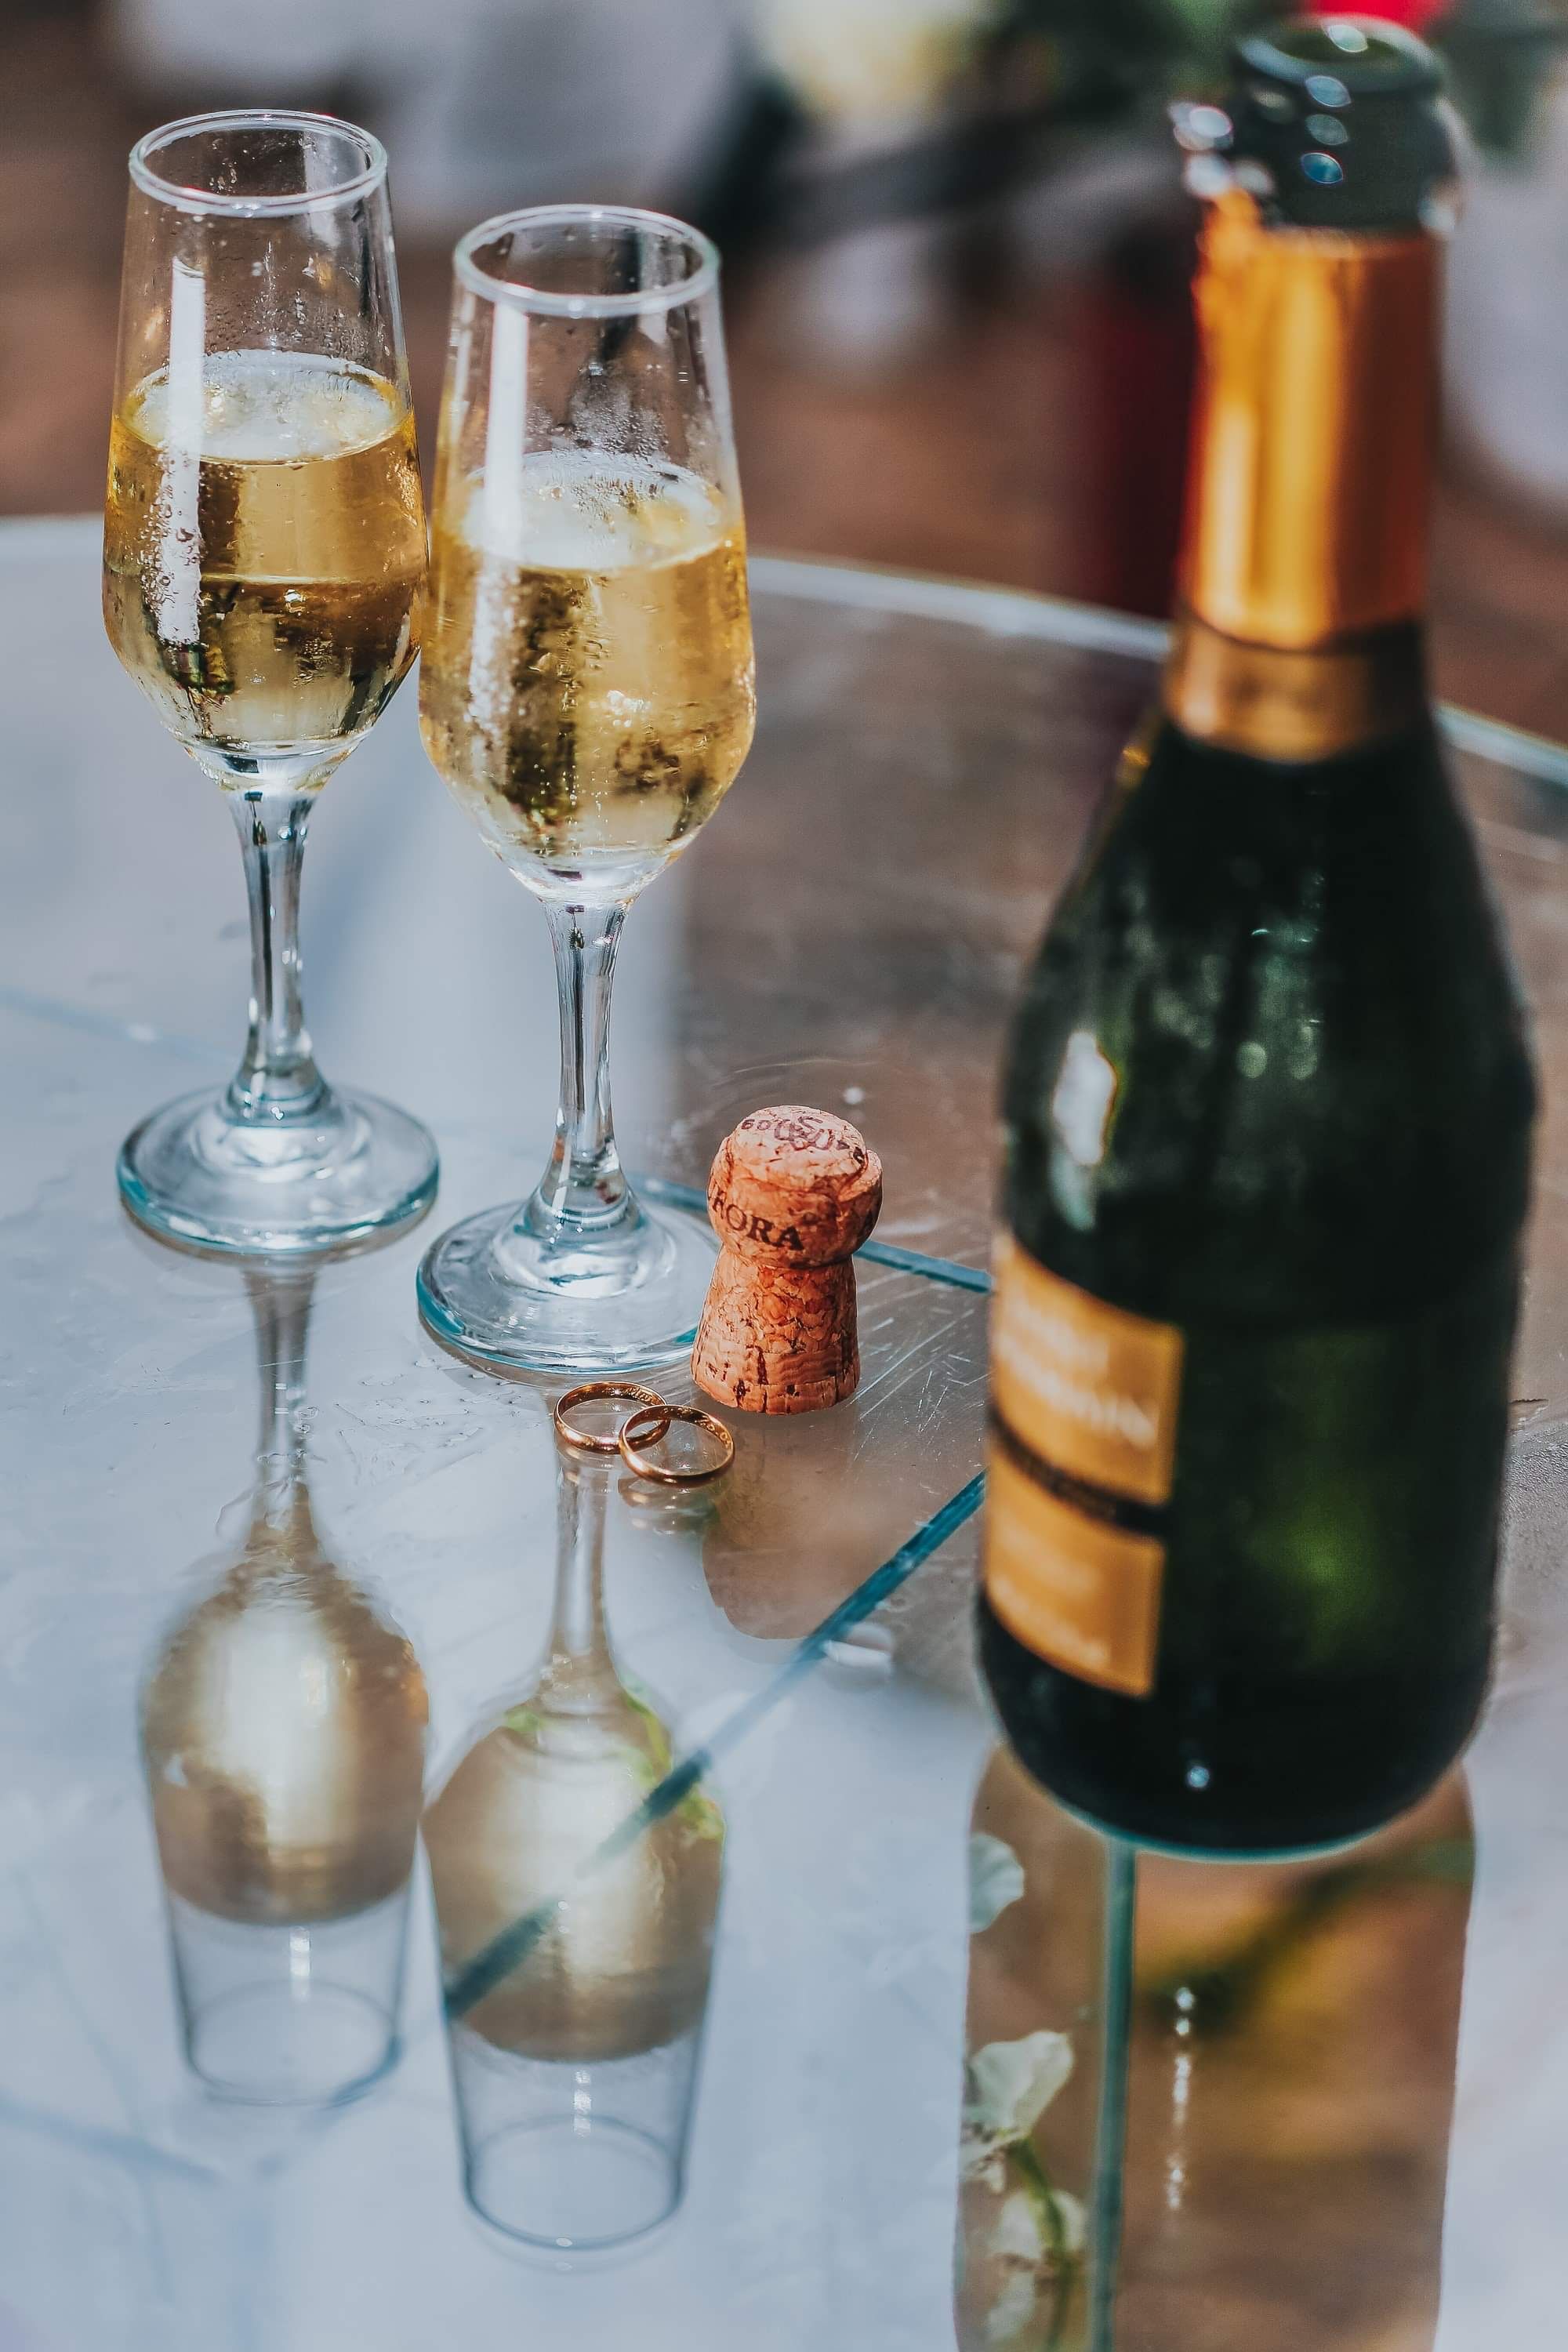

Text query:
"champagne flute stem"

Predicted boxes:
[[226, 791, 328, 1123], [244, 1267, 316, 1540], [543, 1455, 622, 1703], [527, 897, 635, 1240]]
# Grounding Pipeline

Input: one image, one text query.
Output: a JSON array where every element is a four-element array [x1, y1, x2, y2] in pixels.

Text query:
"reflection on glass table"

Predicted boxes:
[[3, 524, 1568, 2346], [1120, 1776, 1471, 2352], [958, 1746, 1105, 2352], [955, 1746, 1472, 2352], [142, 1265, 428, 2104], [426, 1443, 724, 2252]]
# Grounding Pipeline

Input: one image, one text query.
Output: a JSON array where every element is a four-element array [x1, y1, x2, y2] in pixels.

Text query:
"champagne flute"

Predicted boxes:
[[104, 111, 438, 1254], [417, 205, 755, 1371]]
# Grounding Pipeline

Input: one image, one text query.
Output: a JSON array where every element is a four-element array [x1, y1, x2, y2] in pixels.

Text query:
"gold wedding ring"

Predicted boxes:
[[618, 1402, 735, 1486], [554, 1382, 672, 1457]]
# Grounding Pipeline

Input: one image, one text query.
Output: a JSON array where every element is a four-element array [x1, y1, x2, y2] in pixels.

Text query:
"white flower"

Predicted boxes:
[[968, 1833, 1026, 1934], [756, 0, 998, 129], [984, 2270, 1038, 2346], [959, 2132, 1007, 2192], [964, 2145, 1011, 2192], [1048, 2188, 1087, 2258], [966, 2030, 1075, 2142], [990, 2187, 1047, 2264], [993, 2182, 1087, 2269]]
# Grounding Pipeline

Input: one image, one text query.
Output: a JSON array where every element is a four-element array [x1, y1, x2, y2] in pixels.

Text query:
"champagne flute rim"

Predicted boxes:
[[454, 203, 719, 319], [129, 109, 389, 220]]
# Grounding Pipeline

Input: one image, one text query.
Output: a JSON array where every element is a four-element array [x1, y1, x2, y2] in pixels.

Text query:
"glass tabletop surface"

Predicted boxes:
[[2, 517, 1565, 2349]]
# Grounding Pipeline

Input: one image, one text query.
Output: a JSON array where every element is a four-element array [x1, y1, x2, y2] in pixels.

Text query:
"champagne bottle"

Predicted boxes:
[[978, 20, 1536, 1857]]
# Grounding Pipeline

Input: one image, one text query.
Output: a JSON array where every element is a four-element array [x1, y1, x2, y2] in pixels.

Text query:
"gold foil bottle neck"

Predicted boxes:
[[1164, 612, 1428, 762], [1178, 190, 1438, 652]]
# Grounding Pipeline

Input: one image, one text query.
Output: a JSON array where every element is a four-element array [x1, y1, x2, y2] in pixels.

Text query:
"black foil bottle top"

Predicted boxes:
[[1176, 15, 1464, 234]]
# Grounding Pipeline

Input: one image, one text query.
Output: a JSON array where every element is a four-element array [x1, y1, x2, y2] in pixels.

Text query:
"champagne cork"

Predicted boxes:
[[692, 1107, 883, 1414]]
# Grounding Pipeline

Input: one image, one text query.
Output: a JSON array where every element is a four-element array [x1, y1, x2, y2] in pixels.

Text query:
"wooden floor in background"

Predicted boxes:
[[8, 8, 1568, 743]]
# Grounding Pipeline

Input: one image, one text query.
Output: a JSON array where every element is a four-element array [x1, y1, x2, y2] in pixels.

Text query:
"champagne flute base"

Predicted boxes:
[[118, 1083, 438, 1258], [463, 2112, 682, 2255], [168, 1890, 410, 2107], [416, 1197, 717, 1374]]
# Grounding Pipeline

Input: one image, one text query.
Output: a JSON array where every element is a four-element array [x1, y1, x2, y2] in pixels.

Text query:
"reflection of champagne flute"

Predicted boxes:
[[424, 1450, 724, 2249], [142, 1266, 428, 2105], [416, 205, 756, 1374], [103, 111, 437, 1256]]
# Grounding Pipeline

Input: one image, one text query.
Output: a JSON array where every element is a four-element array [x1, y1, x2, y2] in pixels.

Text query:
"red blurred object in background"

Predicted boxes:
[[1074, 203, 1198, 619], [1301, 0, 1453, 27]]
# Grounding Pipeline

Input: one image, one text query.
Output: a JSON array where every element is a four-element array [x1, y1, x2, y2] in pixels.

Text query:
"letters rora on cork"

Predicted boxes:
[[692, 1108, 883, 1414]]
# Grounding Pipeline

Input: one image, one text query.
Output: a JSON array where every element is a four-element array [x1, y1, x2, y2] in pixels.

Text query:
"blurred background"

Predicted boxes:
[[7, 0, 1568, 733]]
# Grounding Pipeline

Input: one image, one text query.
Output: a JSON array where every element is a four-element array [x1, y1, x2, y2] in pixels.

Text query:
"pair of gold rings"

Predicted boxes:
[[553, 1382, 735, 1486]]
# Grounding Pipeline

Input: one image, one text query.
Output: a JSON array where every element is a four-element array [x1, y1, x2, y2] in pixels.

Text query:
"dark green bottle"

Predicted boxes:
[[978, 20, 1536, 1857]]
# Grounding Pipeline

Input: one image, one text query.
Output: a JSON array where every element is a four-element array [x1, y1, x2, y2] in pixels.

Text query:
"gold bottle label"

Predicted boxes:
[[984, 1443, 1164, 1698], [990, 1236, 1184, 1507]]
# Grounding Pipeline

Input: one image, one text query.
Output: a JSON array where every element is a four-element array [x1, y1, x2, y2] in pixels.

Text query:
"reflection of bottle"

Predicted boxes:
[[141, 1268, 427, 2103], [425, 1450, 724, 2250], [978, 24, 1535, 1856], [956, 1744, 1104, 2352], [1117, 1773, 1472, 2345]]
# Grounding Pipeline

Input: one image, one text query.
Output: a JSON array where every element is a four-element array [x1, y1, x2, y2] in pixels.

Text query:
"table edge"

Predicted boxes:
[[9, 517, 1568, 796]]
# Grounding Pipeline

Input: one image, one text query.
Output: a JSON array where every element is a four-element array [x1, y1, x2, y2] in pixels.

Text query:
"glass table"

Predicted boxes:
[[2, 518, 1564, 2349]]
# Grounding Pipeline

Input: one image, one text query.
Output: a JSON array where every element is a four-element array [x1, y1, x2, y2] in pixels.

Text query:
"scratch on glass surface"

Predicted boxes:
[[0, 985, 224, 1067], [330, 1392, 506, 1495], [914, 1352, 978, 1439], [855, 1313, 971, 1410], [11, 1867, 178, 2298]]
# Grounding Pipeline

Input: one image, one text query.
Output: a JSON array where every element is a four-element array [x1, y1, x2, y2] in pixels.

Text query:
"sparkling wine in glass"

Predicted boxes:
[[417, 205, 755, 1371], [103, 111, 437, 1254]]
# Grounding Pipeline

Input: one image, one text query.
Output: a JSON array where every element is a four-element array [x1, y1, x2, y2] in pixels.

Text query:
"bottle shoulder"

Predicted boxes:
[[1004, 718, 1537, 1321]]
